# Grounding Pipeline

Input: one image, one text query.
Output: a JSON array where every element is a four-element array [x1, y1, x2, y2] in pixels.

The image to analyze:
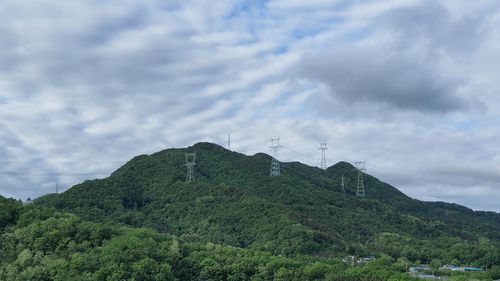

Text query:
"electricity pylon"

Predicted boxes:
[[319, 143, 328, 170], [185, 153, 196, 183], [269, 138, 281, 176], [354, 161, 366, 197], [341, 174, 346, 196]]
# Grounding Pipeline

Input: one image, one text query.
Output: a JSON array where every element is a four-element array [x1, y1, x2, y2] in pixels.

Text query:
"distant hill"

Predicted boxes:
[[37, 142, 500, 266]]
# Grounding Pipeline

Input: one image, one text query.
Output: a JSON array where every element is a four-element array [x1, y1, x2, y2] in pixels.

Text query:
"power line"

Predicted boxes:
[[1, 145, 362, 185], [0, 160, 126, 164], [279, 145, 316, 167], [0, 172, 111, 176]]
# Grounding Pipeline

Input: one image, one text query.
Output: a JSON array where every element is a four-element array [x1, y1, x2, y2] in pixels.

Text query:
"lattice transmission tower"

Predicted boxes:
[[354, 161, 366, 197], [185, 152, 197, 183], [269, 138, 281, 176], [319, 143, 328, 170], [341, 174, 346, 196]]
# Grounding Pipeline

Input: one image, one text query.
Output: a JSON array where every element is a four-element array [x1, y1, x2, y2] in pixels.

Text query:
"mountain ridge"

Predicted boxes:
[[35, 142, 500, 266]]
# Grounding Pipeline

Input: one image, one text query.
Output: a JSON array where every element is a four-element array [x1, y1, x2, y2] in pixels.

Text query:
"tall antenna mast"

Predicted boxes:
[[354, 161, 366, 197], [185, 152, 197, 183], [319, 143, 328, 170], [56, 183, 59, 194], [341, 174, 346, 196], [269, 138, 281, 176], [228, 134, 231, 150]]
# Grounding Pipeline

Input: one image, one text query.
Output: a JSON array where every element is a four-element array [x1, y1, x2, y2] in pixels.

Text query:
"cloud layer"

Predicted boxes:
[[302, 46, 467, 112], [1, 0, 500, 212]]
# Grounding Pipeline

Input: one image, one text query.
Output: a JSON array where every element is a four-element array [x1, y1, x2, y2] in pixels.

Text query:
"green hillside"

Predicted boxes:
[[34, 142, 500, 268], [2, 195, 500, 280]]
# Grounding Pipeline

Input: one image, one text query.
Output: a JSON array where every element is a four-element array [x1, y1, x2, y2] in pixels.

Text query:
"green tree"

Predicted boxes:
[[430, 259, 442, 275]]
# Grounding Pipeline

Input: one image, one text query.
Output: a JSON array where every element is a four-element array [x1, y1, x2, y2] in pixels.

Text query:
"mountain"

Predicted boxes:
[[11, 194, 488, 281], [36, 142, 500, 266]]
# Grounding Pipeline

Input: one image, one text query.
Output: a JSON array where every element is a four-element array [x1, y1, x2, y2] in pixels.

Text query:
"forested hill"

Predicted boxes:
[[36, 142, 500, 266]]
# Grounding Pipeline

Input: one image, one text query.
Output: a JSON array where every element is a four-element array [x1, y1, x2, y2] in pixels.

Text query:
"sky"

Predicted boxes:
[[1, 0, 500, 212]]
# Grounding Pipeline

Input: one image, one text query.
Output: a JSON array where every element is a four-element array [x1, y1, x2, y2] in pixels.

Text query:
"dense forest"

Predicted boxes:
[[2, 142, 500, 280], [2, 197, 500, 280]]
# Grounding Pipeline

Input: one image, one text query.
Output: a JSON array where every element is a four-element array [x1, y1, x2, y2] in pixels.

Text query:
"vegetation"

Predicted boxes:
[[1, 142, 500, 280], [3, 199, 499, 280]]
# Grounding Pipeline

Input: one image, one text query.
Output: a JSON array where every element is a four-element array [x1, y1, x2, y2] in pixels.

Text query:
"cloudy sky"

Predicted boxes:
[[1, 0, 500, 212]]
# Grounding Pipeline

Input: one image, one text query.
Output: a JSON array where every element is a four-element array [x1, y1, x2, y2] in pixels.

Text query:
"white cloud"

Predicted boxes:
[[0, 0, 499, 212]]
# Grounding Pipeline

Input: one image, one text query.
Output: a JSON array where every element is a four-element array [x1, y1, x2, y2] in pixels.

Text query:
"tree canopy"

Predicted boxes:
[[2, 142, 499, 280]]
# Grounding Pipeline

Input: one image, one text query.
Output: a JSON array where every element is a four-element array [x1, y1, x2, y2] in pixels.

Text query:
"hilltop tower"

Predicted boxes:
[[355, 161, 366, 197], [185, 152, 197, 183], [341, 174, 346, 196], [319, 143, 328, 170], [269, 138, 281, 176]]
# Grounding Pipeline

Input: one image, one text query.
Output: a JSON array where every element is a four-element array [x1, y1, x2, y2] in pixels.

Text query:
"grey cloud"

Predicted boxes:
[[297, 1, 493, 113], [0, 27, 21, 72], [301, 47, 468, 112], [405, 182, 500, 212], [377, 1, 486, 54]]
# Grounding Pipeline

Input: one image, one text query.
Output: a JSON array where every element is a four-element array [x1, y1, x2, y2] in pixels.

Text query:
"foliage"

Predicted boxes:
[[35, 143, 500, 265], [1, 142, 498, 280], [0, 200, 449, 281]]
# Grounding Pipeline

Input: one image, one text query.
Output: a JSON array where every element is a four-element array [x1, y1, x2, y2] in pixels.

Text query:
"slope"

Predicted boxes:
[[9, 195, 500, 280], [36, 142, 500, 266]]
